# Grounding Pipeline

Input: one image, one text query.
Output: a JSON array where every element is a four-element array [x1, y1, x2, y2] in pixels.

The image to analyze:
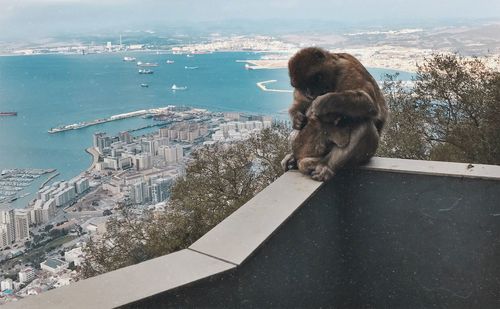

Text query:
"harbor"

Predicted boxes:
[[0, 169, 55, 205], [48, 106, 174, 134]]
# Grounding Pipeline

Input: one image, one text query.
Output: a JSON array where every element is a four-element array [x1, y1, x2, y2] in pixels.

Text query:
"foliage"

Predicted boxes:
[[378, 54, 500, 164], [81, 126, 291, 278], [377, 73, 429, 160]]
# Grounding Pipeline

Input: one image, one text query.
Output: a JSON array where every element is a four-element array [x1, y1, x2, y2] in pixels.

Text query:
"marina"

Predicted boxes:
[[0, 169, 55, 204], [48, 106, 174, 134]]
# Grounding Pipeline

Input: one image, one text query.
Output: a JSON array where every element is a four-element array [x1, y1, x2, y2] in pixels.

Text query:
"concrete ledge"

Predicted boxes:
[[189, 171, 322, 265], [6, 249, 234, 309], [363, 157, 500, 180]]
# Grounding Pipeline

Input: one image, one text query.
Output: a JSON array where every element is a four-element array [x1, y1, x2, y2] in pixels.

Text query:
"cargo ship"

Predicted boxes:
[[0, 112, 17, 116]]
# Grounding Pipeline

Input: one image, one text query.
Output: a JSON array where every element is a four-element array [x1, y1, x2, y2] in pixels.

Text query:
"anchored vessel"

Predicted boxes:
[[137, 61, 159, 67], [0, 112, 17, 116], [171, 84, 187, 91]]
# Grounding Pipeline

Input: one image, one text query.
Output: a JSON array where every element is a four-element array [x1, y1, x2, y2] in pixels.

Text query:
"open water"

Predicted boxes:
[[0, 51, 412, 207]]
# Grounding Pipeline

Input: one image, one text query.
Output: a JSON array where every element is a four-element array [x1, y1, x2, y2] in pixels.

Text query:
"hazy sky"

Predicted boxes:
[[1, 0, 499, 39]]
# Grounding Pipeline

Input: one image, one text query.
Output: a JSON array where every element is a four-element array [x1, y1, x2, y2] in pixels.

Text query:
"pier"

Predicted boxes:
[[39, 171, 59, 189], [256, 80, 293, 93], [48, 106, 172, 134]]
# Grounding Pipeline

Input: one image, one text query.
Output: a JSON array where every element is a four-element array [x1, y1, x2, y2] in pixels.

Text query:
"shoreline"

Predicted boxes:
[[85, 147, 100, 172]]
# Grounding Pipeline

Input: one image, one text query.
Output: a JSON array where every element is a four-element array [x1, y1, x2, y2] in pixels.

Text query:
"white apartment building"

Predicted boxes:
[[1, 278, 13, 291], [18, 268, 36, 284], [64, 247, 84, 266], [14, 209, 30, 242]]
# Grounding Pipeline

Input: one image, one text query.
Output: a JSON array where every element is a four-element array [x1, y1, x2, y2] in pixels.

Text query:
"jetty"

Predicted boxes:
[[39, 172, 59, 189], [256, 80, 293, 93], [48, 106, 172, 134]]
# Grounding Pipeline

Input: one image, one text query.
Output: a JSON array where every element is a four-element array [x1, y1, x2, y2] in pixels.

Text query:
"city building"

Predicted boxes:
[[0, 224, 12, 248], [133, 154, 153, 171], [163, 145, 183, 163], [93, 132, 112, 154], [64, 247, 84, 267], [118, 131, 133, 144], [0, 209, 15, 246], [0, 278, 13, 291], [18, 268, 36, 284], [150, 177, 173, 204], [40, 258, 69, 274], [14, 209, 30, 242]]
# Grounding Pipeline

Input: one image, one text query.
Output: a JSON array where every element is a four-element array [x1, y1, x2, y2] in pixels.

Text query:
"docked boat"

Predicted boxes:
[[0, 112, 17, 116], [138, 69, 154, 74], [186, 54, 194, 58], [137, 61, 159, 67], [166, 60, 175, 64], [123, 56, 136, 62], [184, 66, 199, 70], [140, 83, 149, 88], [171, 84, 187, 91]]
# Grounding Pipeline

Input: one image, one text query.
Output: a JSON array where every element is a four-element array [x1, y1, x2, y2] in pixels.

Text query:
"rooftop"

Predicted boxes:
[[42, 259, 66, 269], [7, 157, 500, 308]]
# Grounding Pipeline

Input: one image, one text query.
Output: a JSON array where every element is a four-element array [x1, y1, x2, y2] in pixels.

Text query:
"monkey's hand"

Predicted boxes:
[[281, 153, 298, 171], [307, 94, 331, 119], [291, 111, 307, 130], [311, 164, 334, 182]]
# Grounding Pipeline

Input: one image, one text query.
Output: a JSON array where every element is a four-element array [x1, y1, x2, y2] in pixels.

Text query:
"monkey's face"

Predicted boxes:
[[289, 47, 337, 100]]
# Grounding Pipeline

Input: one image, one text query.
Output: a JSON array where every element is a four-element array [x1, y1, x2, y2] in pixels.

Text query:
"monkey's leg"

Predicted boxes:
[[311, 121, 379, 181], [308, 90, 378, 120]]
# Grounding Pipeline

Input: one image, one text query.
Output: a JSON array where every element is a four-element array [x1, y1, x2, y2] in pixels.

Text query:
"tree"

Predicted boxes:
[[377, 73, 429, 160], [81, 126, 291, 278], [378, 54, 500, 164]]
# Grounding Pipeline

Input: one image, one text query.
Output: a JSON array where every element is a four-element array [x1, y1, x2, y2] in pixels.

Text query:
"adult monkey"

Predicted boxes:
[[282, 47, 388, 181]]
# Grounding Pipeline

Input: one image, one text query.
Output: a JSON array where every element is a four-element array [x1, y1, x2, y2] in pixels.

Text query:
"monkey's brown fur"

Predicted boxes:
[[282, 47, 388, 181]]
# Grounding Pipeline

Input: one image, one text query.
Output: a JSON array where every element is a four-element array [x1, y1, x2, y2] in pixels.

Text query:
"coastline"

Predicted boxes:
[[85, 147, 100, 172]]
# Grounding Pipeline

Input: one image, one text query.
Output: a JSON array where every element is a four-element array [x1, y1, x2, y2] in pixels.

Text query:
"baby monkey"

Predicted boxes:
[[282, 47, 388, 181]]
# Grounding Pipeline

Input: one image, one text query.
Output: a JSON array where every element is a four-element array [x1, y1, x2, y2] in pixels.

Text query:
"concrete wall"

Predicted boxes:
[[127, 169, 500, 308], [8, 158, 500, 309]]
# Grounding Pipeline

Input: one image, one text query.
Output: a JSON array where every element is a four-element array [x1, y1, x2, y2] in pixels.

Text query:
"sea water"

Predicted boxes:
[[0, 51, 412, 207]]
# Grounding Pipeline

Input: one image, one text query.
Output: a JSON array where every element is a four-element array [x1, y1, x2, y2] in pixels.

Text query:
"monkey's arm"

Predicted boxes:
[[289, 90, 313, 130], [307, 90, 378, 120]]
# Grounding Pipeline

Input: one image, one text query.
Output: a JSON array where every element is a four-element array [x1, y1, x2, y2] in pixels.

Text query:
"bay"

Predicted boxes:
[[0, 51, 411, 208]]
